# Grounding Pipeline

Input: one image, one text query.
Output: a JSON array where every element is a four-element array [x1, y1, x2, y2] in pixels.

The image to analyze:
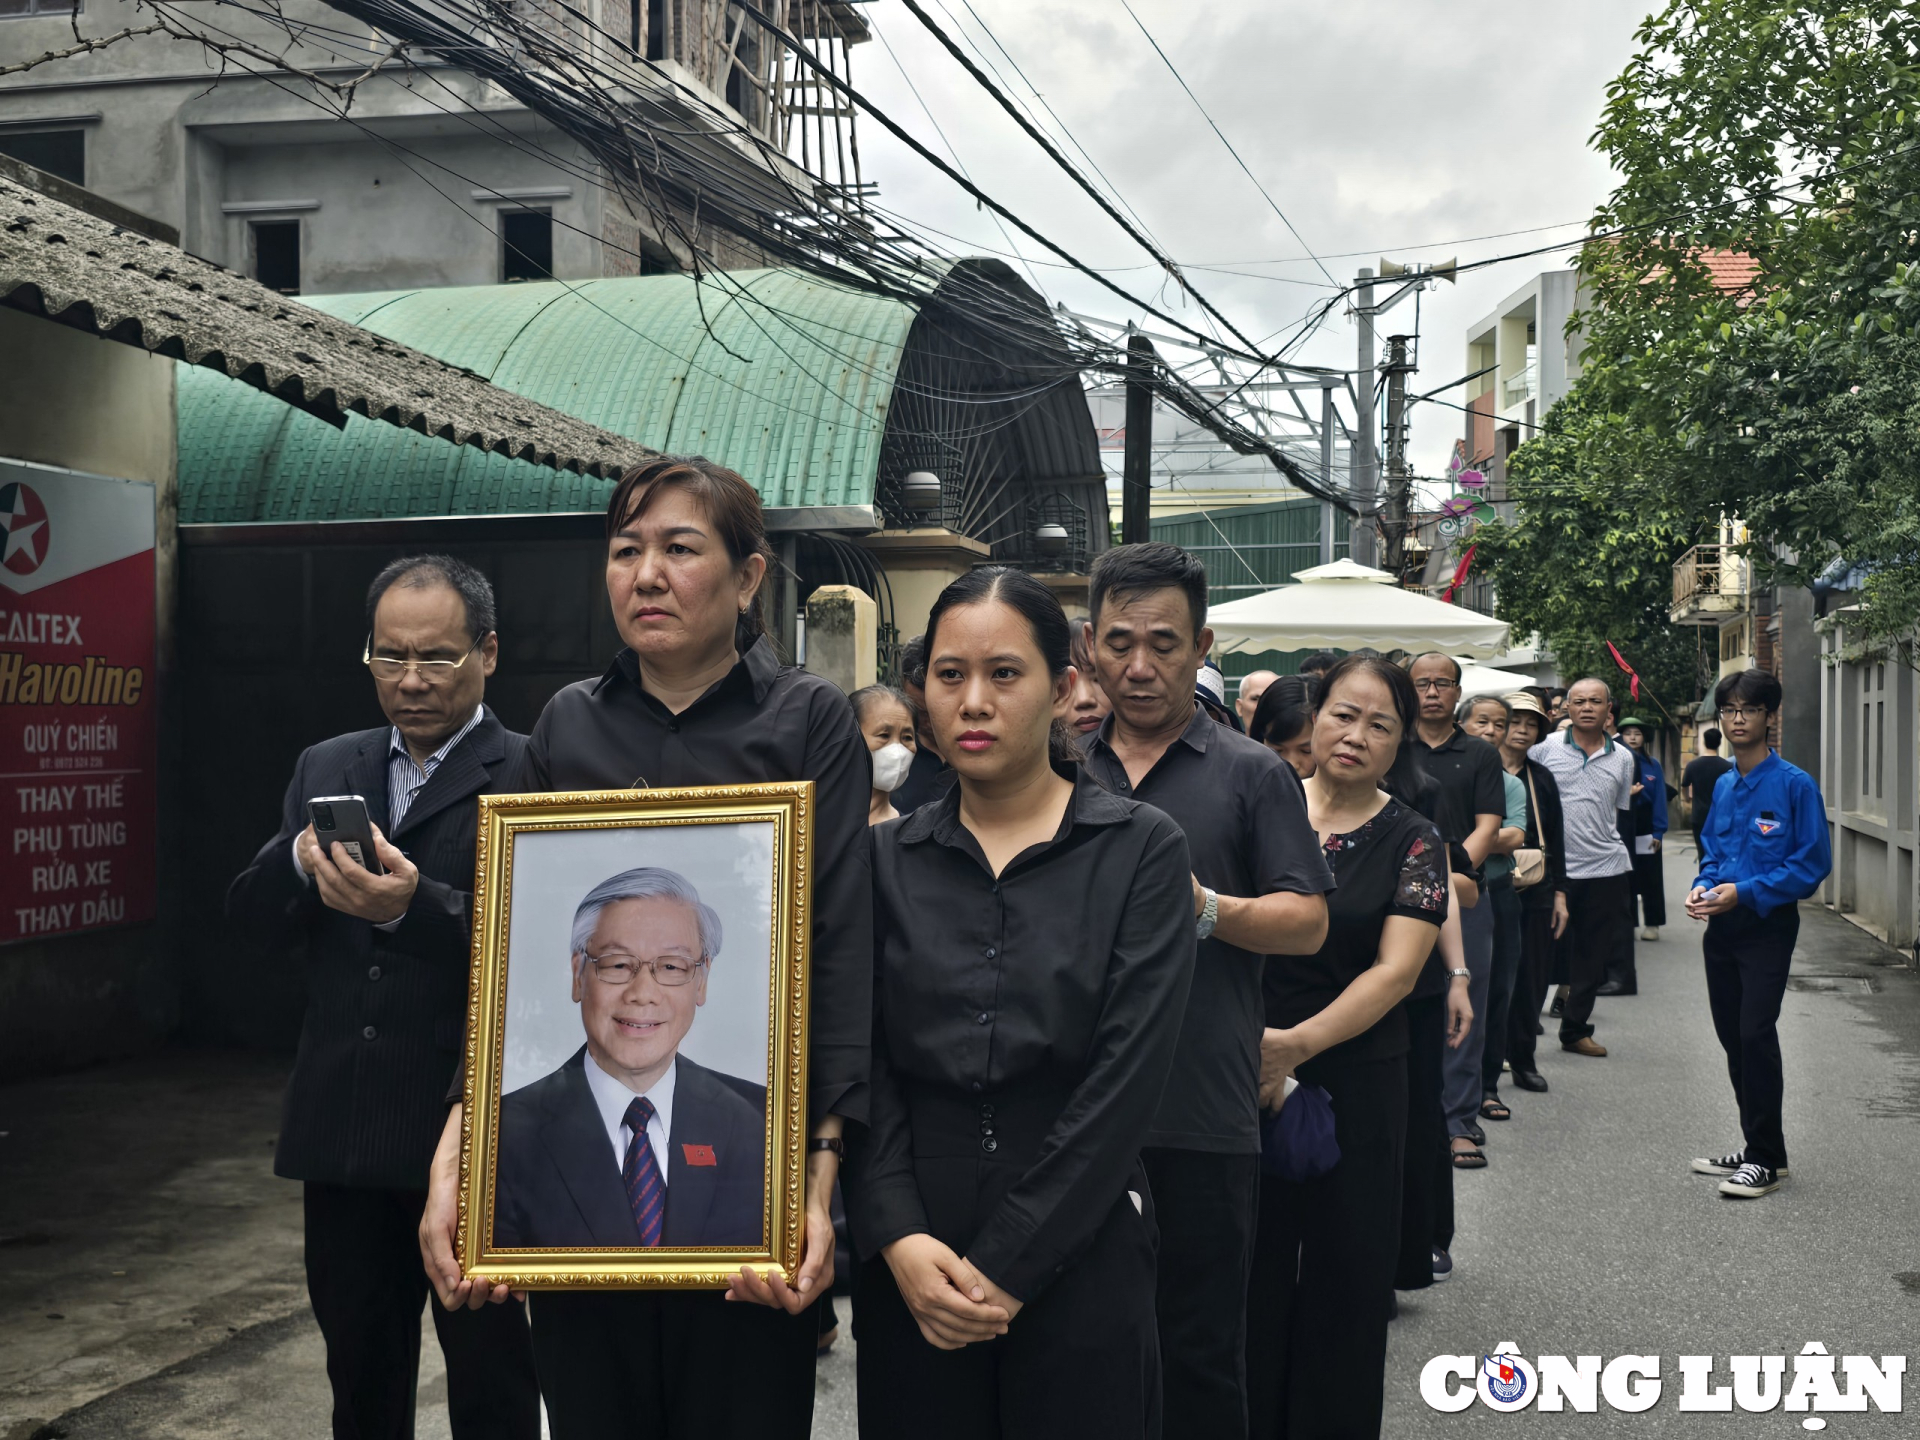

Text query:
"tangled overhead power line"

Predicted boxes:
[[8, 0, 1356, 505]]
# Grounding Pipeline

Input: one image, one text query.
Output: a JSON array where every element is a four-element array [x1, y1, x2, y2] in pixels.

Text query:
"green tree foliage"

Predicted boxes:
[[1474, 385, 1710, 712], [1582, 0, 1920, 642], [1486, 0, 1920, 678]]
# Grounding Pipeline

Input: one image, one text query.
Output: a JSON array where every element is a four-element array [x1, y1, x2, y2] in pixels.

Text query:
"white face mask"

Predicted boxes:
[[869, 742, 914, 793]]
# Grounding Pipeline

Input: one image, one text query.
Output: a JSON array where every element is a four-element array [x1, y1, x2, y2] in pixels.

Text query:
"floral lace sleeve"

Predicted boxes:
[[1392, 823, 1450, 920]]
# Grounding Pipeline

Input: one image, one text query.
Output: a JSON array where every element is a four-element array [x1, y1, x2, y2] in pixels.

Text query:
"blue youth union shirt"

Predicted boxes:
[[1693, 752, 1832, 917]]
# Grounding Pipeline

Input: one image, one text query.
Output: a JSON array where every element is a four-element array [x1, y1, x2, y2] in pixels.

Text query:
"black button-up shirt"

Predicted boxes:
[[846, 770, 1196, 1300], [1084, 710, 1334, 1154], [521, 635, 872, 1127]]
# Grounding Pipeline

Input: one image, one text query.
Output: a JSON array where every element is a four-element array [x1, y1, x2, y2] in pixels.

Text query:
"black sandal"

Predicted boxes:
[[1480, 1096, 1511, 1122], [1451, 1141, 1488, 1169]]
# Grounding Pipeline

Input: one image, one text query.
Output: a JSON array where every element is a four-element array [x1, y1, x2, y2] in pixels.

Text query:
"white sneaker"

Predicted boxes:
[[1641, 926, 1659, 941]]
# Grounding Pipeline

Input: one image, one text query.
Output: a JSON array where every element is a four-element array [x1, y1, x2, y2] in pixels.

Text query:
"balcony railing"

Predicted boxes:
[[1671, 544, 1751, 623]]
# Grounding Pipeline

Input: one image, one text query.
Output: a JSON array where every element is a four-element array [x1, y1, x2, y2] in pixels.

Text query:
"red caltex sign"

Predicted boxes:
[[0, 461, 157, 944]]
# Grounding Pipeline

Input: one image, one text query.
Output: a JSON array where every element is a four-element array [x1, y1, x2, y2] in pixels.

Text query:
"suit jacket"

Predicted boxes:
[[493, 1049, 767, 1249], [225, 709, 528, 1190]]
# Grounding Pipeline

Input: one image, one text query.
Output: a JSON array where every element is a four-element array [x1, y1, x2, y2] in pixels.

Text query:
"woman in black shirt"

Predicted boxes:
[[418, 457, 871, 1439], [1246, 654, 1449, 1440], [846, 567, 1196, 1439]]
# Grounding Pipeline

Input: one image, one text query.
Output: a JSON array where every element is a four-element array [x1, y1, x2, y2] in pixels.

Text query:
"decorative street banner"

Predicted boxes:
[[0, 458, 156, 944]]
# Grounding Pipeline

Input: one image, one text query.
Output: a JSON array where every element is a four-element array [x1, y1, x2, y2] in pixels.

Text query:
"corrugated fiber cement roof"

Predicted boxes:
[[179, 269, 920, 523]]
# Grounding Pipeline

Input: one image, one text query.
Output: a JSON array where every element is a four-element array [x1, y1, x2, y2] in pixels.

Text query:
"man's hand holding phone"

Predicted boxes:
[[305, 822, 419, 924]]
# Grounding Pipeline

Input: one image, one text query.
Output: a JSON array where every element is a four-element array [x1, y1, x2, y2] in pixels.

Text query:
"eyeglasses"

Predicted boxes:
[[580, 950, 709, 987], [363, 636, 483, 683], [1716, 705, 1768, 722], [1412, 678, 1459, 694]]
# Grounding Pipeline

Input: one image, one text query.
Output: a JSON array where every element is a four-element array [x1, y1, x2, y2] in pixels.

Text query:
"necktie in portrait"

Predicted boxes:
[[623, 1096, 665, 1246]]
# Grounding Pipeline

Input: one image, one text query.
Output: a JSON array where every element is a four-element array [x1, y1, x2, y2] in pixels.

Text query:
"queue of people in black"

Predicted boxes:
[[235, 451, 1824, 1440]]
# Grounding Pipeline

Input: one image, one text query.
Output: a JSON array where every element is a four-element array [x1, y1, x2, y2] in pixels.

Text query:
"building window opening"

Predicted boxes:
[[502, 208, 553, 282], [0, 128, 84, 186], [726, 22, 762, 125], [251, 220, 301, 295], [0, 0, 80, 19], [645, 0, 666, 59]]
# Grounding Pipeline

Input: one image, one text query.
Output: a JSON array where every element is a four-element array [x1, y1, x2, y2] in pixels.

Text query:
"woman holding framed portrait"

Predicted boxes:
[[846, 568, 1198, 1439], [418, 457, 872, 1439]]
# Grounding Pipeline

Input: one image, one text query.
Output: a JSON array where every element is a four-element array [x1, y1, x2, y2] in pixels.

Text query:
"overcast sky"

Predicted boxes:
[[848, 0, 1652, 481]]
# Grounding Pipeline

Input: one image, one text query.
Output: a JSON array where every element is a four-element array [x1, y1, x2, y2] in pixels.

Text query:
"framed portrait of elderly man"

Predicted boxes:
[[456, 784, 812, 1289]]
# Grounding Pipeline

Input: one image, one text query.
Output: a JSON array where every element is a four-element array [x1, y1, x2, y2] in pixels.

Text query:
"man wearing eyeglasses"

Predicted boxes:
[[1687, 669, 1831, 1200], [226, 554, 538, 1440], [493, 867, 766, 1248]]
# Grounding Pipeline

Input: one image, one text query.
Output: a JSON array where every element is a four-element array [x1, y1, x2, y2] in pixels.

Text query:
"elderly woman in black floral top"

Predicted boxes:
[[1246, 654, 1450, 1440]]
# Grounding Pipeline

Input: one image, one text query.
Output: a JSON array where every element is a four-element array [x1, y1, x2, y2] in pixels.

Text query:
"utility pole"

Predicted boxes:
[[1122, 332, 1155, 545], [1381, 334, 1415, 578], [1352, 268, 1376, 567], [1319, 379, 1337, 566]]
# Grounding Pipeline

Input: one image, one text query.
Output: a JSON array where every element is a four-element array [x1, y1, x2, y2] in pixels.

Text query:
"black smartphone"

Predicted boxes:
[[307, 795, 385, 875]]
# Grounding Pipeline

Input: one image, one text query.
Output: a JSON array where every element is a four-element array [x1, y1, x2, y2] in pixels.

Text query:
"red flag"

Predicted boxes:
[[1441, 544, 1477, 603], [682, 1144, 717, 1167], [1605, 641, 1642, 701]]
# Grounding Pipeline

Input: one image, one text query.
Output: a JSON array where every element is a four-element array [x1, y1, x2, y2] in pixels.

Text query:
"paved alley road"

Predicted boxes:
[[1380, 843, 1920, 1435]]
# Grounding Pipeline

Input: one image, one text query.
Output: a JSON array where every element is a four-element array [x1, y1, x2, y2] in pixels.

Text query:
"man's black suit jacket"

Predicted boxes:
[[493, 1048, 767, 1249], [225, 709, 528, 1191]]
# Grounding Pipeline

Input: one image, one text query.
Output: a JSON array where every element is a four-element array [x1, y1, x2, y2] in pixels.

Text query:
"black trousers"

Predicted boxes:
[[1704, 905, 1800, 1171], [854, 1189, 1162, 1439], [1394, 993, 1451, 1284], [1142, 1147, 1261, 1439], [531, 1289, 819, 1439], [1480, 881, 1524, 1095], [1559, 873, 1633, 1042], [1631, 849, 1668, 927], [303, 1184, 539, 1440], [1505, 902, 1556, 1074], [1247, 1052, 1407, 1440]]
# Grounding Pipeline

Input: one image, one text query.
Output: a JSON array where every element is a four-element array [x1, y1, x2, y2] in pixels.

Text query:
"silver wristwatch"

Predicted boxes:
[[1196, 887, 1219, 940], [1448, 967, 1471, 981]]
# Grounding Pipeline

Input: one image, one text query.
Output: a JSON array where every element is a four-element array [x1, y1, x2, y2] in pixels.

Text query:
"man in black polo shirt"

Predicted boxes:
[[1082, 543, 1334, 1437], [1407, 655, 1505, 1226]]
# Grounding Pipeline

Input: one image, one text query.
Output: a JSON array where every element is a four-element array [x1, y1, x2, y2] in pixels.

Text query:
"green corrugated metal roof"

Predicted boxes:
[[178, 269, 921, 523]]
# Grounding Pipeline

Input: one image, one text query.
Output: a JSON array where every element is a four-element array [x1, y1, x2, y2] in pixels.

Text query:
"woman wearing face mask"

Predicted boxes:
[[851, 685, 918, 825], [1248, 676, 1317, 780], [1246, 655, 1449, 1440], [846, 568, 1197, 1439], [1065, 623, 1111, 751], [417, 457, 871, 1440]]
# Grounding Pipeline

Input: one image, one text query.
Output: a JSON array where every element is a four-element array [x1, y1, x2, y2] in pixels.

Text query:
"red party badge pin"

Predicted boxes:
[[683, 1144, 717, 1167]]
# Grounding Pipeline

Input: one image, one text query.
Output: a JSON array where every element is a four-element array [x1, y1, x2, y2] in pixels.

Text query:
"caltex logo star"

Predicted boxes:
[[0, 481, 49, 576]]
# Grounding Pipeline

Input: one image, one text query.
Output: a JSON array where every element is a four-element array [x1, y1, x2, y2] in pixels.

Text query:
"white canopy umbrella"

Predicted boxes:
[[1457, 660, 1537, 698], [1208, 562, 1511, 659]]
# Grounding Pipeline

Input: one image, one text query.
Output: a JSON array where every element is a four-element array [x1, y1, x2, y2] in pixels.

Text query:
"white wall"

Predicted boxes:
[[1819, 620, 1918, 948]]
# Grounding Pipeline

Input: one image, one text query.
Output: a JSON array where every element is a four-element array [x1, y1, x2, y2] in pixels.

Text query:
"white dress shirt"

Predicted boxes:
[[582, 1049, 676, 1185]]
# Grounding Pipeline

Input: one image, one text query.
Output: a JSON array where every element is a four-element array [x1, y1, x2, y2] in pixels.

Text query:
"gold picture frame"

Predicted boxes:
[[456, 784, 813, 1289]]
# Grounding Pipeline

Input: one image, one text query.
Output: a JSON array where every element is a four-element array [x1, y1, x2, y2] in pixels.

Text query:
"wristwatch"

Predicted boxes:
[[1196, 887, 1219, 940], [807, 1137, 845, 1160], [1448, 968, 1471, 981]]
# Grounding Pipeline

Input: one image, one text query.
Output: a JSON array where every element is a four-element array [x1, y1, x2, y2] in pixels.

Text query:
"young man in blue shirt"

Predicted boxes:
[[1687, 669, 1832, 1199]]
